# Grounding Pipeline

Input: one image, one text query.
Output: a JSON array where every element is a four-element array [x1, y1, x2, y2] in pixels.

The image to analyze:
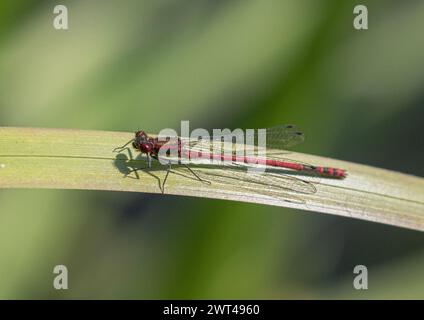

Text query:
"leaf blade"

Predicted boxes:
[[1, 127, 423, 231]]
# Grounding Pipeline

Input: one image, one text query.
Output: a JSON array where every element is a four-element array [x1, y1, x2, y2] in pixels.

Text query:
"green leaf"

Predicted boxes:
[[1, 127, 423, 231]]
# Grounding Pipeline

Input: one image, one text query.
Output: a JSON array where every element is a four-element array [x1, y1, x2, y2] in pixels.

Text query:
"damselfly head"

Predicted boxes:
[[132, 130, 147, 150], [133, 130, 155, 154]]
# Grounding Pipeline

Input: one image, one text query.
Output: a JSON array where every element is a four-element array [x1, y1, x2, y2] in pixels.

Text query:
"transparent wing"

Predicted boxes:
[[260, 124, 305, 150], [173, 165, 316, 204], [180, 124, 304, 154]]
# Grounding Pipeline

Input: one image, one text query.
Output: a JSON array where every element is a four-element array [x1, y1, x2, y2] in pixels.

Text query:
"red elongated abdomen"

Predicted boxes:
[[264, 160, 347, 178], [184, 150, 347, 178]]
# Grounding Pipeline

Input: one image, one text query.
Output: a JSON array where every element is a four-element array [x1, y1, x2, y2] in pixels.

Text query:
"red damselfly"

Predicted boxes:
[[113, 125, 346, 196]]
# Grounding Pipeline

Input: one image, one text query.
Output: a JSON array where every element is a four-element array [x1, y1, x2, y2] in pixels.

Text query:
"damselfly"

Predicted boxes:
[[113, 125, 346, 196]]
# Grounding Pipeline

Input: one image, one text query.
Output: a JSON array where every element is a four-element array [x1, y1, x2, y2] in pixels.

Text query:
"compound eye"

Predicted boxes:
[[141, 143, 152, 152]]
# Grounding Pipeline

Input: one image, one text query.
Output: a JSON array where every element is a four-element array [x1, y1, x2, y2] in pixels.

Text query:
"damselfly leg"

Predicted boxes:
[[113, 139, 135, 153], [159, 158, 211, 194]]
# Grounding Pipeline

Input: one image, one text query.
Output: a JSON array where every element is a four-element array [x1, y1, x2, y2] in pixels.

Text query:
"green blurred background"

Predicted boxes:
[[0, 0, 423, 299]]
